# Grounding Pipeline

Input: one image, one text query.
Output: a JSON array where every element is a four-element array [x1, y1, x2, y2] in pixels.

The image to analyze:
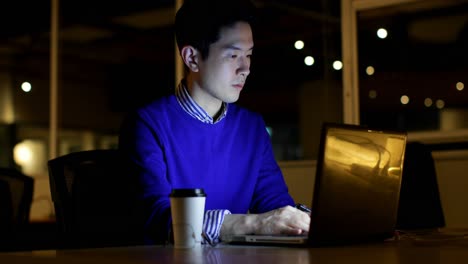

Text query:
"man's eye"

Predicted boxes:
[[231, 55, 238, 59]]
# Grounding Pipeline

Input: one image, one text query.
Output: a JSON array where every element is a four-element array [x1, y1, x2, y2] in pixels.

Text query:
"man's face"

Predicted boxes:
[[196, 21, 253, 104]]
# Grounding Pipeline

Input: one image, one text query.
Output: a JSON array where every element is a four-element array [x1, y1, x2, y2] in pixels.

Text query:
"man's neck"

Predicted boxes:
[[186, 79, 223, 118]]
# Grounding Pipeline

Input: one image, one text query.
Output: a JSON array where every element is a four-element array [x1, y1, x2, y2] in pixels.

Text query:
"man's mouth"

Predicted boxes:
[[233, 83, 244, 89]]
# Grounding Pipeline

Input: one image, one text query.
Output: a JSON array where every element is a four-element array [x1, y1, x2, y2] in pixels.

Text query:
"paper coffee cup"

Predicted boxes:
[[170, 188, 206, 248]]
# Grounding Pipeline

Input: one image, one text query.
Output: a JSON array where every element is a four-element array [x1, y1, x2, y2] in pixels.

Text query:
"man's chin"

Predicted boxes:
[[224, 95, 240, 104]]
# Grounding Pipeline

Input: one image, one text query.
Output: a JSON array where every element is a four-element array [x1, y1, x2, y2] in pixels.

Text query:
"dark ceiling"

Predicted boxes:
[[0, 0, 340, 64]]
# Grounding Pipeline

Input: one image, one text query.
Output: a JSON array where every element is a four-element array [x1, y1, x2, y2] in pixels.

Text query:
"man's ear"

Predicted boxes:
[[180, 46, 199, 72]]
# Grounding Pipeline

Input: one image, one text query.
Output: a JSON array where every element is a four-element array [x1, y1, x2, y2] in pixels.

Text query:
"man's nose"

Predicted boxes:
[[238, 57, 250, 76]]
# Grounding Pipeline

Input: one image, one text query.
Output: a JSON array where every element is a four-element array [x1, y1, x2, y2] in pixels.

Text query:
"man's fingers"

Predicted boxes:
[[280, 226, 303, 235]]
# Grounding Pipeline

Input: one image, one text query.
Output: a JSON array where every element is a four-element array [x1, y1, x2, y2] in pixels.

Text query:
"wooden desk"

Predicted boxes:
[[1, 240, 468, 264]]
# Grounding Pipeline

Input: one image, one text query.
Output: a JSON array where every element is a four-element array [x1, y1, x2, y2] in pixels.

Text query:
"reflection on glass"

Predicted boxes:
[[325, 130, 405, 185], [358, 0, 468, 132]]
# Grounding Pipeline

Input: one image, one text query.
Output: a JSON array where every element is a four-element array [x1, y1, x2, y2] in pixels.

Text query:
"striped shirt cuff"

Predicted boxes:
[[202, 209, 231, 245]]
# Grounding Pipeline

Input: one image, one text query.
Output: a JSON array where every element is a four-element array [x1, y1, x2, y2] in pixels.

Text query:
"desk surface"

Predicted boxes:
[[2, 239, 468, 264]]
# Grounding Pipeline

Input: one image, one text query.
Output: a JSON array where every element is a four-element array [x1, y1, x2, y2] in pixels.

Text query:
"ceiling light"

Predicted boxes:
[[436, 99, 445, 109], [333, 61, 343, 70], [304, 56, 314, 66], [400, 95, 409, 105], [21, 82, 31, 92], [294, 40, 304, 50], [377, 28, 388, 39], [424, 98, 433, 107]]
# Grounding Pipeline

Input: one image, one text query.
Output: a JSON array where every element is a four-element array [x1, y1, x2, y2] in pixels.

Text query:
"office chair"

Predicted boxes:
[[396, 142, 446, 230], [0, 168, 35, 251], [0, 168, 34, 233], [48, 149, 141, 248]]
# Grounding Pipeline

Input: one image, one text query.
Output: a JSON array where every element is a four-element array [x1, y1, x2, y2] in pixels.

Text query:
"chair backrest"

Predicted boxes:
[[0, 168, 34, 233], [48, 149, 140, 248], [396, 142, 445, 230]]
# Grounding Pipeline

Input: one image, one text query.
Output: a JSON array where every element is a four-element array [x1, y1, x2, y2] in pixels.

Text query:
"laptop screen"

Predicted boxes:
[[309, 123, 407, 244]]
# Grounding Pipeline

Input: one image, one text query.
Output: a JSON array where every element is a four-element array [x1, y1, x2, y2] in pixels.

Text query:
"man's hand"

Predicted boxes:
[[220, 205, 310, 239]]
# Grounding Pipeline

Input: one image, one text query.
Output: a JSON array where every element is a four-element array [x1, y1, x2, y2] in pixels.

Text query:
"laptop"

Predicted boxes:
[[224, 122, 407, 246]]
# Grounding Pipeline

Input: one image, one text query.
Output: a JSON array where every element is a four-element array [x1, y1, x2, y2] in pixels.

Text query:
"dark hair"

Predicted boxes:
[[175, 0, 256, 61]]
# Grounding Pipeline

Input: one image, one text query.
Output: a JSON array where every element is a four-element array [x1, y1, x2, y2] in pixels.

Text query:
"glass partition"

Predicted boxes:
[[343, 0, 468, 143], [358, 0, 468, 132]]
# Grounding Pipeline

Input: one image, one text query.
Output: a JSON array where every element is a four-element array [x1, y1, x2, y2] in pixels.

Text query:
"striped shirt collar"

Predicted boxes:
[[175, 80, 228, 124]]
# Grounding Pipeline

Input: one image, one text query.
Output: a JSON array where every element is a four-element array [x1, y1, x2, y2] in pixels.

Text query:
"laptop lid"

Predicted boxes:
[[308, 122, 407, 245], [224, 123, 407, 246]]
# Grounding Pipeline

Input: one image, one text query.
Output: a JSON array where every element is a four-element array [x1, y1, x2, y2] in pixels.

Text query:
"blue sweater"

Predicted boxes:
[[119, 95, 294, 242]]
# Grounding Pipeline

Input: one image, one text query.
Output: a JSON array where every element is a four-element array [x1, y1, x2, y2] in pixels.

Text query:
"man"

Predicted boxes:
[[119, 0, 310, 245]]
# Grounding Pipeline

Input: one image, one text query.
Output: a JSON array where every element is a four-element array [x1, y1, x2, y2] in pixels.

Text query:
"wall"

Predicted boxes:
[[433, 150, 468, 228], [279, 160, 316, 208], [299, 80, 342, 160]]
